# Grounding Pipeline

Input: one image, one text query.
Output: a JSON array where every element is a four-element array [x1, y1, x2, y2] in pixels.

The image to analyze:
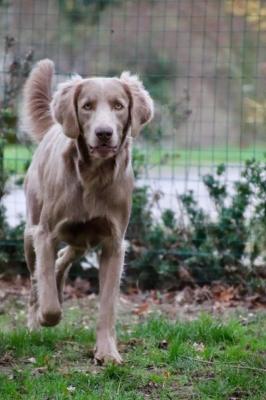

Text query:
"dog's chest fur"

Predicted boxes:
[[25, 136, 133, 249], [53, 142, 133, 246], [62, 142, 133, 218]]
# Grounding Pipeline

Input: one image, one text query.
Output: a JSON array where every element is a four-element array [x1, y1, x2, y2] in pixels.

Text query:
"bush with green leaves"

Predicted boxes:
[[1, 136, 266, 293], [125, 159, 266, 291], [0, 37, 33, 270], [59, 0, 120, 24]]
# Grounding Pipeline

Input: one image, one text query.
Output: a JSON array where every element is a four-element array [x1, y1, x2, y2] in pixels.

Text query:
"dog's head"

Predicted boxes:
[[51, 72, 153, 159]]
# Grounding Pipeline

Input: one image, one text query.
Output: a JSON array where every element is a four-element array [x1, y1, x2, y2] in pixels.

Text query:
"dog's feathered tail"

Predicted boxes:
[[22, 59, 54, 143]]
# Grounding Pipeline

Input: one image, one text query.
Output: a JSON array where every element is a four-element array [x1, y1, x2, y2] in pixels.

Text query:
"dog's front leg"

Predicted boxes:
[[34, 226, 62, 327], [95, 242, 125, 364]]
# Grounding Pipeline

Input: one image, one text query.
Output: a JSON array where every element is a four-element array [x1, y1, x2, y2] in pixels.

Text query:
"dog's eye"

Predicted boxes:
[[83, 102, 93, 111], [113, 102, 124, 111]]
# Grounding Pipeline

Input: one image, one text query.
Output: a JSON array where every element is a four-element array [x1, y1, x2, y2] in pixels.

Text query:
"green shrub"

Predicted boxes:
[[125, 159, 266, 291], [59, 0, 120, 24], [0, 37, 33, 271]]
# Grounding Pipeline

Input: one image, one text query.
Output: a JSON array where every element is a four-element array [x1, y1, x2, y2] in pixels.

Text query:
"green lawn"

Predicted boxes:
[[0, 300, 265, 400], [142, 146, 266, 167], [3, 144, 34, 175], [2, 144, 266, 176]]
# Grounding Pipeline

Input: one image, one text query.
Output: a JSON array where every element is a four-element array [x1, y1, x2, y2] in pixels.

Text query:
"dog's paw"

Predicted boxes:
[[38, 303, 62, 327], [94, 338, 123, 365]]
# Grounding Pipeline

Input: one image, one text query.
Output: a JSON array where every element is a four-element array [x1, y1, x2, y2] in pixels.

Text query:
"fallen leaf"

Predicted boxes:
[[133, 302, 149, 316], [163, 371, 171, 378], [32, 367, 48, 376], [192, 342, 205, 352], [67, 385, 76, 393], [212, 284, 238, 302], [175, 287, 194, 305], [194, 286, 212, 303], [178, 266, 195, 285], [27, 357, 36, 364], [158, 340, 168, 350], [0, 352, 14, 366]]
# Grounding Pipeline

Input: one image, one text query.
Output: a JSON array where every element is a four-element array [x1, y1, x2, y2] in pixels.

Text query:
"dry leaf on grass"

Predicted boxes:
[[67, 385, 76, 393], [133, 302, 149, 316], [0, 352, 14, 366], [32, 367, 48, 376], [192, 342, 205, 352], [158, 340, 168, 350], [212, 284, 238, 302], [175, 287, 194, 305], [26, 357, 36, 364], [163, 371, 171, 378]]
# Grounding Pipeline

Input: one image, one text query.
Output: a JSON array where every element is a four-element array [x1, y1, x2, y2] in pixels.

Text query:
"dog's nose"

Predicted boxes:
[[95, 127, 113, 142]]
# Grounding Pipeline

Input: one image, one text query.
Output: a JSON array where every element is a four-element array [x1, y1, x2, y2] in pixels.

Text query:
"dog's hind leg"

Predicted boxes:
[[55, 246, 85, 304], [24, 228, 39, 330]]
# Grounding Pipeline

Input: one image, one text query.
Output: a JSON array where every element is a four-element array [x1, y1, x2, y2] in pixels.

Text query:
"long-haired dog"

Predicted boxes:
[[22, 59, 153, 363]]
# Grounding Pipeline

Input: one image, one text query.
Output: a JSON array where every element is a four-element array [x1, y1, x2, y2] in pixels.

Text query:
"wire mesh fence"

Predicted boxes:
[[1, 0, 266, 285]]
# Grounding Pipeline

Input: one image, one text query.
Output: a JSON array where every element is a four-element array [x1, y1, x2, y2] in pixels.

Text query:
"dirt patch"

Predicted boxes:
[[0, 276, 265, 328]]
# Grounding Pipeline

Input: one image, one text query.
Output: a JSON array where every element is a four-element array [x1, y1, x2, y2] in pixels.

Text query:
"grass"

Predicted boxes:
[[2, 144, 33, 175], [143, 146, 266, 167], [2, 144, 266, 176], [0, 302, 265, 400]]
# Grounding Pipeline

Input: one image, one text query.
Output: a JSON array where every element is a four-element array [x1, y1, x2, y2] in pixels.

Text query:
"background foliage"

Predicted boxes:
[[0, 0, 266, 293]]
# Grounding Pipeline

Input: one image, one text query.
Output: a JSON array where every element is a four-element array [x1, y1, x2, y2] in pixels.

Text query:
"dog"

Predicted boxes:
[[22, 59, 153, 363]]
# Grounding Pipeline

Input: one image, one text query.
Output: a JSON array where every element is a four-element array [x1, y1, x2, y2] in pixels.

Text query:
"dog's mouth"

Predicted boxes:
[[89, 144, 118, 158]]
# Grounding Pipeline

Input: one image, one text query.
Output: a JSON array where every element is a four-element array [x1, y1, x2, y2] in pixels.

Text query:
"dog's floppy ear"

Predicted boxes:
[[120, 72, 154, 137], [51, 76, 82, 139]]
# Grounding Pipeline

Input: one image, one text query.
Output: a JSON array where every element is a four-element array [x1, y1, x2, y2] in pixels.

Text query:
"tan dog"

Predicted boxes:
[[22, 59, 153, 363]]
